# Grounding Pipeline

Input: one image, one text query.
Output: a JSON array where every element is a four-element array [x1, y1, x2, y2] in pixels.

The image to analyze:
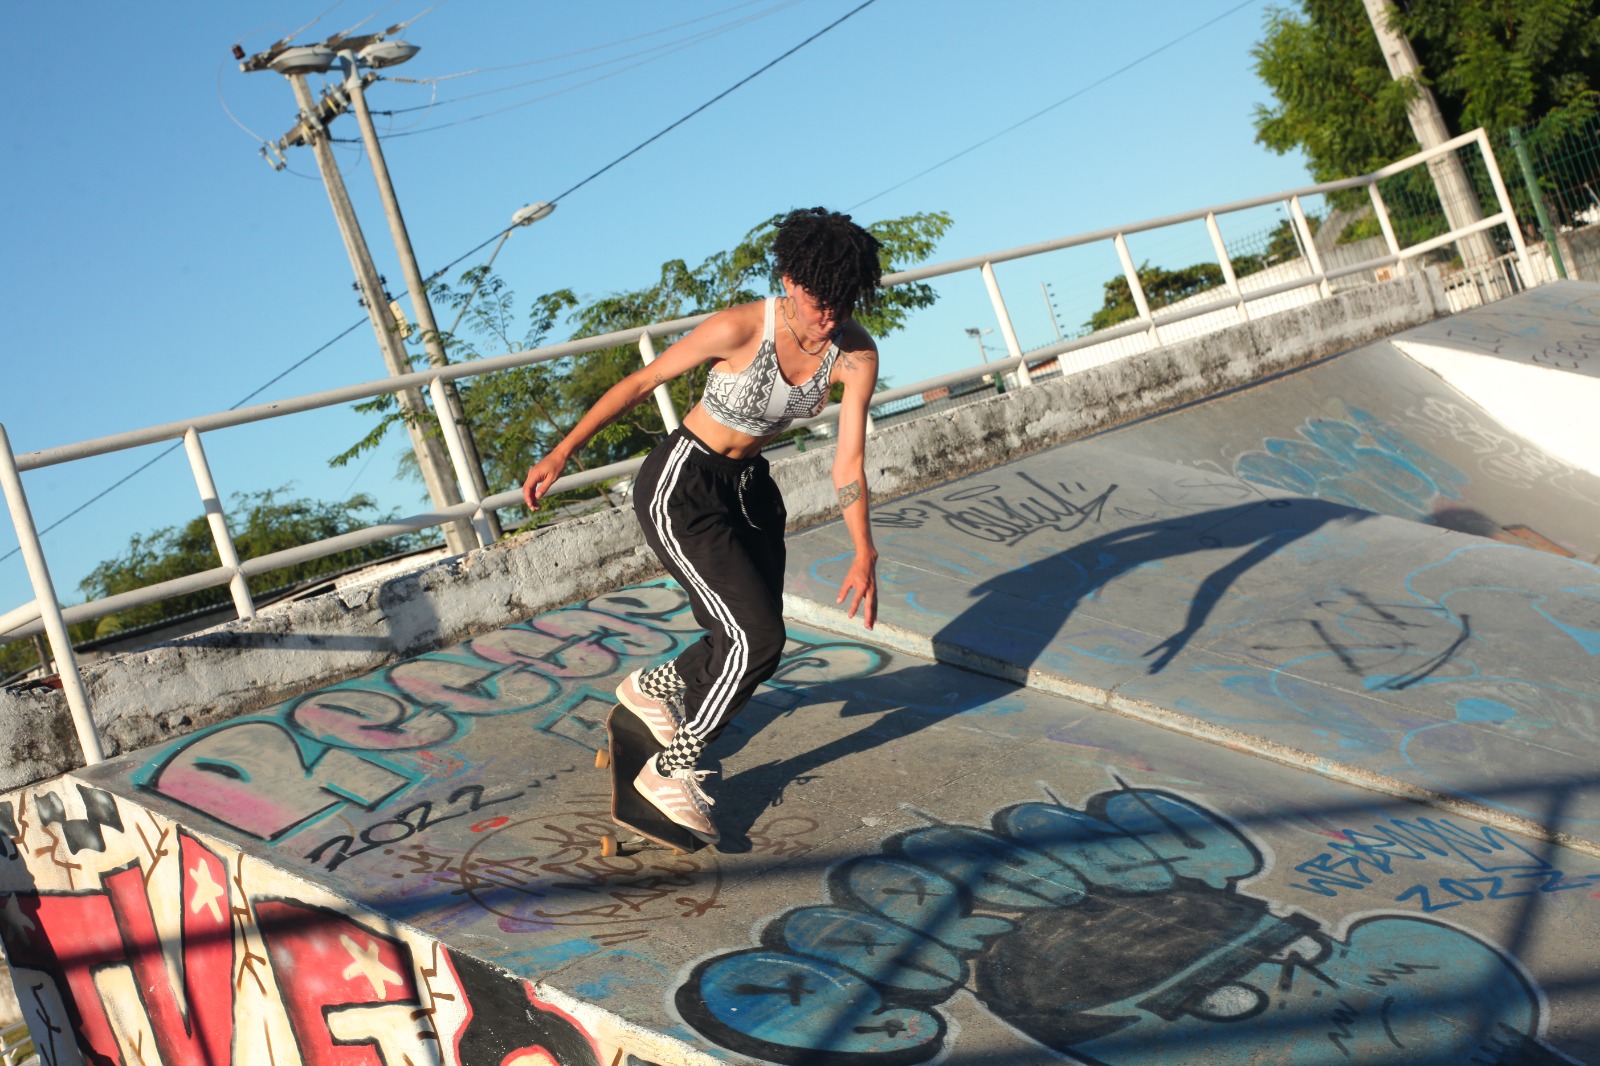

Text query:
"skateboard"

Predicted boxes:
[[594, 703, 704, 856]]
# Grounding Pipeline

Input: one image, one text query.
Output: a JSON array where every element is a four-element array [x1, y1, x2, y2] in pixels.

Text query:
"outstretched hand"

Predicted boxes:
[[522, 454, 565, 511], [837, 555, 878, 629]]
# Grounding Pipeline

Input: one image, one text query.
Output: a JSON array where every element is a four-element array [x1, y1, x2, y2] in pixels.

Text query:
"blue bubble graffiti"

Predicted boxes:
[[673, 781, 1569, 1065], [1233, 407, 1467, 520]]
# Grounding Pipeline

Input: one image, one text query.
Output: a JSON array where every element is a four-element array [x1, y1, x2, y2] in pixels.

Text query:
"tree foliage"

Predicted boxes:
[[77, 488, 422, 637], [1253, 0, 1600, 182], [336, 210, 954, 518], [1085, 261, 1227, 331], [2, 487, 423, 682]]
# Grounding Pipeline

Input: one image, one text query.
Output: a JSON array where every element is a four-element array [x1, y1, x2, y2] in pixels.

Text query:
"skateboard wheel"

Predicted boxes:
[[595, 748, 611, 769], [599, 833, 618, 857]]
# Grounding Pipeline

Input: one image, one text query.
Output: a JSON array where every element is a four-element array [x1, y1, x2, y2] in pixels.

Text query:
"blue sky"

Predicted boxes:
[[2, 0, 1318, 619]]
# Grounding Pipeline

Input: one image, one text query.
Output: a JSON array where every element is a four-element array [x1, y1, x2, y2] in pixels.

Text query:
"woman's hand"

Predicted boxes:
[[837, 552, 878, 629], [522, 454, 566, 510]]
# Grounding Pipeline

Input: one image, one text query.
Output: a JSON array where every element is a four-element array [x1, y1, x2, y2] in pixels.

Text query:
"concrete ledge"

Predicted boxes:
[[0, 271, 1451, 791], [782, 594, 1600, 862]]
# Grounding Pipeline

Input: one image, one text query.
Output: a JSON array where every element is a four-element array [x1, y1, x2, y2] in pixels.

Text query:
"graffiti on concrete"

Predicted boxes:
[[1415, 302, 1600, 370], [1232, 407, 1467, 521], [874, 473, 1118, 546], [674, 780, 1571, 1065], [0, 580, 907, 1064], [133, 581, 885, 852], [1400, 396, 1600, 506], [1291, 814, 1600, 911], [0, 789, 617, 1065]]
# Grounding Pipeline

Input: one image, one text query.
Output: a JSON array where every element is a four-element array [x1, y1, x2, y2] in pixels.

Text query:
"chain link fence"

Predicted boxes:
[[1495, 112, 1600, 282]]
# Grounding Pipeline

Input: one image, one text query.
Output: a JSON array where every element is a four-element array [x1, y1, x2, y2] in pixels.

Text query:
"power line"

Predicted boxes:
[[286, 0, 353, 44], [376, 0, 800, 115], [5, 0, 877, 564], [0, 321, 370, 568], [544, 0, 879, 205], [849, 0, 1261, 211], [390, 0, 774, 84], [335, 0, 406, 39], [351, 0, 815, 139]]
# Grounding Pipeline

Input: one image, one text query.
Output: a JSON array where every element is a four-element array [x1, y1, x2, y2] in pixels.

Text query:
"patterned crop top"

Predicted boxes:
[[699, 297, 840, 436]]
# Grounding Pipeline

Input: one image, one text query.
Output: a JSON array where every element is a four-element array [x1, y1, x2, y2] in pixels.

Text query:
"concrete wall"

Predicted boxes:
[[0, 779, 716, 1065], [1556, 224, 1600, 282], [0, 270, 1452, 792]]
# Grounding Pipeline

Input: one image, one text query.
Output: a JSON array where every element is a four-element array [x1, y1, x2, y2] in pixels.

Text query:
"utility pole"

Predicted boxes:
[[1360, 0, 1495, 266], [282, 72, 474, 553], [339, 51, 503, 541], [240, 35, 474, 553], [1040, 282, 1063, 342]]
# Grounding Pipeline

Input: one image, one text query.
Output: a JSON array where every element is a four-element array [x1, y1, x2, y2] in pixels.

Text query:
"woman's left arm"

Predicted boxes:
[[831, 331, 880, 628]]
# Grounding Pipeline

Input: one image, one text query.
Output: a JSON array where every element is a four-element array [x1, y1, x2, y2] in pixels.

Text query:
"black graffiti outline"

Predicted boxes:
[[32, 784, 123, 855], [304, 783, 527, 871], [875, 472, 1117, 545]]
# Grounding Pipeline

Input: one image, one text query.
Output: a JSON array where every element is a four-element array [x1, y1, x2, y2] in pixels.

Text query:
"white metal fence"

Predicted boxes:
[[0, 128, 1543, 765]]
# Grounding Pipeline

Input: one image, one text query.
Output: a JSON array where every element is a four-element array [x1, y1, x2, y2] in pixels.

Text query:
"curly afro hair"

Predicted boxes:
[[772, 207, 883, 321]]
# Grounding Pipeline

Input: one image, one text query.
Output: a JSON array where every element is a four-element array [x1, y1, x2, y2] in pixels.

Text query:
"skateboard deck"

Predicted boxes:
[[597, 703, 704, 855]]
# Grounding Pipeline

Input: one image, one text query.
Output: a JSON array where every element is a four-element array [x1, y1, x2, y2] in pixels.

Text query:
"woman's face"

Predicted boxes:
[[783, 276, 841, 336]]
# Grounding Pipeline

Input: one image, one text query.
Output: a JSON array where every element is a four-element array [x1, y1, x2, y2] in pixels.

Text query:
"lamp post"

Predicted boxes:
[[965, 326, 993, 364], [965, 327, 1005, 393], [446, 201, 557, 341]]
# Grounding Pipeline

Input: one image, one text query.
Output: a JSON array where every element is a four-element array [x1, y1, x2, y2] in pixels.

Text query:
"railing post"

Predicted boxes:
[[0, 424, 104, 764], [1289, 195, 1332, 298], [182, 428, 255, 621], [638, 331, 682, 431], [428, 377, 493, 548], [1476, 129, 1534, 282], [1112, 234, 1161, 345], [981, 261, 1032, 387], [1367, 180, 1407, 275], [1204, 211, 1250, 323]]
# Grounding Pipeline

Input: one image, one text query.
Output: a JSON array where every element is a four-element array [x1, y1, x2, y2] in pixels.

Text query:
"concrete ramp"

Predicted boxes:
[[1391, 280, 1600, 481], [1095, 334, 1600, 562], [4, 581, 1600, 1064], [786, 301, 1600, 845], [6, 286, 1600, 1063]]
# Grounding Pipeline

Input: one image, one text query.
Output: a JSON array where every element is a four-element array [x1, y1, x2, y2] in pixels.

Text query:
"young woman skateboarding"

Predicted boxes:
[[522, 207, 882, 846]]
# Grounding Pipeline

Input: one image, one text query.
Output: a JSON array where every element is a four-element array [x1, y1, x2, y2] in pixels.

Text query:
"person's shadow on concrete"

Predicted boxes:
[[929, 496, 1370, 676], [708, 660, 1021, 851], [710, 497, 1370, 849]]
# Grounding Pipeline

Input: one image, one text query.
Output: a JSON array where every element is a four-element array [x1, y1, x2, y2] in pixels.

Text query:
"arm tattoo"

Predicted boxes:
[[840, 350, 877, 373], [838, 480, 863, 510]]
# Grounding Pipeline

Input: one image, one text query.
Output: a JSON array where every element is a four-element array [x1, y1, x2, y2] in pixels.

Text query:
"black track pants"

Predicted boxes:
[[633, 426, 787, 745]]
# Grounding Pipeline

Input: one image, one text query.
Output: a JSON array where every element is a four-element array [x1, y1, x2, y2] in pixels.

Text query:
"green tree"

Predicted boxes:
[[1085, 261, 1226, 331], [1, 487, 424, 682], [335, 210, 953, 519], [1253, 0, 1600, 181], [76, 488, 423, 637]]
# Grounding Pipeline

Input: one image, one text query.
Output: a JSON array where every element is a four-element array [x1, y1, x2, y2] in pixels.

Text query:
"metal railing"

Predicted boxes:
[[0, 128, 1535, 765]]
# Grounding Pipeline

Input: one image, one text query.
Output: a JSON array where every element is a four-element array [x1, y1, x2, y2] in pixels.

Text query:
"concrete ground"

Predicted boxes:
[[6, 286, 1600, 1064]]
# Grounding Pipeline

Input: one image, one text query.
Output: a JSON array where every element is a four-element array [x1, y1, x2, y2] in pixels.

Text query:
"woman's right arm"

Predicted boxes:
[[521, 307, 749, 509]]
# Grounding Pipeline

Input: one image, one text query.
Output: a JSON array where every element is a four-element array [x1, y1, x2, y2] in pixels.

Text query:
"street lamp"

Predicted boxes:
[[965, 327, 993, 363], [965, 327, 1005, 394], [446, 202, 557, 341]]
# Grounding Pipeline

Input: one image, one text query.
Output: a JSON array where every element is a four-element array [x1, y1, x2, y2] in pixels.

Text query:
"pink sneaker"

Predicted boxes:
[[634, 754, 719, 845], [616, 669, 680, 746]]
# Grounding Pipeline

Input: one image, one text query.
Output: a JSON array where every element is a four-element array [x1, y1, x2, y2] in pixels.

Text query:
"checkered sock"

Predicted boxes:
[[638, 660, 685, 702], [657, 728, 705, 775]]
